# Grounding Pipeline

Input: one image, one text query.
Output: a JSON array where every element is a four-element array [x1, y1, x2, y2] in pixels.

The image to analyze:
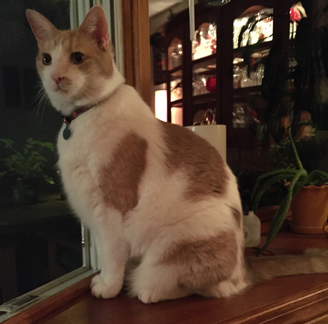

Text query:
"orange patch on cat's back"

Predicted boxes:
[[160, 121, 228, 200], [161, 232, 238, 289], [99, 133, 147, 217]]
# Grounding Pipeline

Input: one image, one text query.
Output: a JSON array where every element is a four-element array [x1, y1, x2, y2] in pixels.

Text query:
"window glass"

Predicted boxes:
[[0, 0, 83, 304]]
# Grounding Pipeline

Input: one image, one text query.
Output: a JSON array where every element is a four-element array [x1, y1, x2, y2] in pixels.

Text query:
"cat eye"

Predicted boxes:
[[71, 52, 85, 65], [42, 53, 52, 65]]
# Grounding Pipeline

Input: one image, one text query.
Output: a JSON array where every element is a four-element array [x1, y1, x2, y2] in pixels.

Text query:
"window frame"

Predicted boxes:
[[0, 0, 123, 321]]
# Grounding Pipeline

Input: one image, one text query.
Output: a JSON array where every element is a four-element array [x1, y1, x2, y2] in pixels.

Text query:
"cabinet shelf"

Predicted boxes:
[[233, 86, 261, 98], [192, 54, 217, 74], [233, 40, 272, 54], [170, 99, 183, 107], [192, 92, 216, 105], [169, 65, 183, 75], [192, 53, 216, 66]]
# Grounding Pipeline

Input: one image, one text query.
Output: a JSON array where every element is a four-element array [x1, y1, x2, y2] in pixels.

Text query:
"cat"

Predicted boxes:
[[26, 6, 328, 304]]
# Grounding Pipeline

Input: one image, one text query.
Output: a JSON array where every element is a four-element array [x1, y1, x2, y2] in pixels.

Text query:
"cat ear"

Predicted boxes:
[[79, 6, 110, 50], [26, 10, 57, 43]]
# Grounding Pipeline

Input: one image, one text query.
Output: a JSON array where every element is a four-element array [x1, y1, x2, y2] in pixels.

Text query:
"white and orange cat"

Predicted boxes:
[[26, 6, 328, 303]]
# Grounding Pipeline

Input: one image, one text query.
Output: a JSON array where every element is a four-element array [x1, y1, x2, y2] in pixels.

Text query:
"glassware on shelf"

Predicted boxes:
[[168, 38, 182, 70], [233, 65, 241, 88], [233, 17, 248, 49], [260, 14, 273, 42], [232, 102, 249, 128], [233, 62, 264, 88], [193, 75, 209, 96], [203, 108, 216, 125], [255, 63, 265, 85], [232, 103, 259, 129], [249, 71, 257, 85], [240, 67, 254, 88], [233, 8, 273, 49], [171, 44, 183, 68], [192, 23, 216, 60], [192, 108, 216, 125], [193, 76, 203, 95], [171, 78, 183, 101], [247, 63, 265, 86]]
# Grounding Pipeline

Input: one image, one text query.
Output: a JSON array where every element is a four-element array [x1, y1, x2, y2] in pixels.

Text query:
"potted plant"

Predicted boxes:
[[0, 138, 55, 204], [251, 131, 328, 253]]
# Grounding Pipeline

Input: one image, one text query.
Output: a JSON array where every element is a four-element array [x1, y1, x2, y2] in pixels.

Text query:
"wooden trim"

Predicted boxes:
[[121, 0, 151, 107], [235, 283, 328, 324], [6, 274, 328, 324], [3, 275, 93, 324], [3, 231, 328, 323]]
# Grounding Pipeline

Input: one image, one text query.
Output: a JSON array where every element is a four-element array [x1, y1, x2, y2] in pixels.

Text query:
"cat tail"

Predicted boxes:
[[246, 249, 328, 283]]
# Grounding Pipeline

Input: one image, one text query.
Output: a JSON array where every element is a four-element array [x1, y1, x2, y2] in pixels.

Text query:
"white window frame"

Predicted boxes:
[[0, 0, 123, 321]]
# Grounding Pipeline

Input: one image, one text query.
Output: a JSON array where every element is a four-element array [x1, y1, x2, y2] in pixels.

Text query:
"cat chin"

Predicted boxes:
[[45, 63, 125, 115], [47, 93, 76, 115]]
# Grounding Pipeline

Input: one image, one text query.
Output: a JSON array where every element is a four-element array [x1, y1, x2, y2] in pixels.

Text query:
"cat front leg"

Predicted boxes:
[[89, 211, 130, 299]]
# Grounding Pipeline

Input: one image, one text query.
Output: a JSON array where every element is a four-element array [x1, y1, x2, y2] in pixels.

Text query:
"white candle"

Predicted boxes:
[[185, 125, 227, 162]]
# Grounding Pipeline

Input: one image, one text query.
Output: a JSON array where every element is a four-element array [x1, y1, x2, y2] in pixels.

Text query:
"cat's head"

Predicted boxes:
[[26, 6, 124, 116]]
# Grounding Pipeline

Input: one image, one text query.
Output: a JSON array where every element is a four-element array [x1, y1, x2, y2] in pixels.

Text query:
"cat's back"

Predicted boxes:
[[157, 121, 228, 198]]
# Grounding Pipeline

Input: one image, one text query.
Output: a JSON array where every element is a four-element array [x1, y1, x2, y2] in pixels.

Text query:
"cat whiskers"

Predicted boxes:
[[32, 85, 50, 123], [76, 87, 94, 106]]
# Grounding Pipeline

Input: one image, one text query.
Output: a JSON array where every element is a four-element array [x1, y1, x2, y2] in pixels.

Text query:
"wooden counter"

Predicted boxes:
[[4, 230, 328, 324]]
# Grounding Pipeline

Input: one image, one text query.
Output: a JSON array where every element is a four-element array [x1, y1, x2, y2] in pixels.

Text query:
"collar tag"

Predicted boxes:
[[60, 96, 109, 140], [63, 124, 71, 140]]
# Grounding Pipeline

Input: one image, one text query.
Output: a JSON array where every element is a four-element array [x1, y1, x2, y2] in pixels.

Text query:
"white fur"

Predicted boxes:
[[29, 6, 328, 304], [30, 5, 245, 303], [54, 74, 246, 301]]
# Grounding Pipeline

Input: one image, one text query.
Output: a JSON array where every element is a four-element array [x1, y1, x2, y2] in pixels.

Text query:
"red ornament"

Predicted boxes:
[[290, 8, 301, 22], [206, 77, 216, 92]]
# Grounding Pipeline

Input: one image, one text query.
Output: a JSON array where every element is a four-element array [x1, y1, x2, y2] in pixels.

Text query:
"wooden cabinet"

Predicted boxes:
[[155, 0, 297, 172], [163, 5, 221, 127]]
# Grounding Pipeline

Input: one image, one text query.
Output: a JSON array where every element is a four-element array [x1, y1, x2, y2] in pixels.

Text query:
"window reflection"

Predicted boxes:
[[233, 7, 273, 49], [0, 0, 82, 304]]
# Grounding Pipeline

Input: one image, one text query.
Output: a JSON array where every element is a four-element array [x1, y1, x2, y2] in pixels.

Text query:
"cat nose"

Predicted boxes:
[[51, 73, 64, 85]]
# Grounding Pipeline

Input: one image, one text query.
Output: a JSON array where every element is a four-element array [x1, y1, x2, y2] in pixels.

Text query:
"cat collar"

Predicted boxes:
[[61, 106, 91, 140], [61, 95, 111, 140]]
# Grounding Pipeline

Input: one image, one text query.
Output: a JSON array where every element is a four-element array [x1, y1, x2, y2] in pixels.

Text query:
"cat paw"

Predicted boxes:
[[137, 289, 162, 304], [90, 274, 121, 299]]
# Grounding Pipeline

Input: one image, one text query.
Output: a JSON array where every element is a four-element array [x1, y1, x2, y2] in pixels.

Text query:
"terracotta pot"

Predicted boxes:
[[290, 185, 328, 234]]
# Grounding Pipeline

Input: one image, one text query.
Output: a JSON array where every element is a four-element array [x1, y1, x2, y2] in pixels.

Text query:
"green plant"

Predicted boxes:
[[251, 131, 328, 253], [0, 138, 55, 184], [273, 135, 327, 171]]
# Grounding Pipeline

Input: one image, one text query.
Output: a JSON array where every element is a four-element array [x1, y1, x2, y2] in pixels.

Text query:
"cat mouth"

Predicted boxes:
[[55, 85, 69, 93], [54, 79, 71, 93]]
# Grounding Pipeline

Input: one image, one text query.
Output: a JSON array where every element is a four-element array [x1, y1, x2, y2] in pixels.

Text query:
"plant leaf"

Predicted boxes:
[[257, 169, 307, 254], [251, 168, 297, 202], [251, 173, 293, 212], [306, 170, 328, 185]]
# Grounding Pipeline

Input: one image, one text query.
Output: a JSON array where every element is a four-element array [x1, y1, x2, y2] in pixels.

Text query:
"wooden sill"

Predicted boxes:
[[4, 230, 328, 324]]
